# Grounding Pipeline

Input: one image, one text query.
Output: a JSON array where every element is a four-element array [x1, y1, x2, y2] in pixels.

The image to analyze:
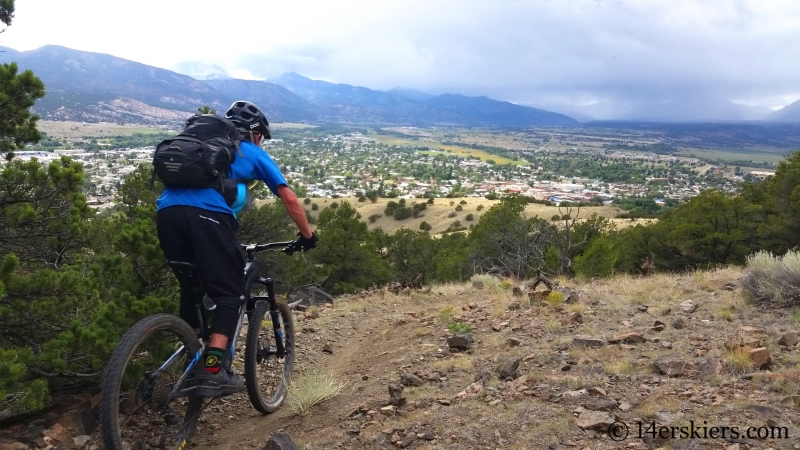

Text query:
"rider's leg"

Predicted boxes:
[[157, 206, 202, 330], [180, 207, 246, 396]]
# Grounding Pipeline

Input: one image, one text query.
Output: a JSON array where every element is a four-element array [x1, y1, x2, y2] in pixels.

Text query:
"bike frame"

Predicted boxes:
[[162, 241, 293, 400]]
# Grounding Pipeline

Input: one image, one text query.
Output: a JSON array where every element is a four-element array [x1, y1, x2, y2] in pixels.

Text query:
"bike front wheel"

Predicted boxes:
[[100, 314, 202, 450], [244, 299, 295, 414]]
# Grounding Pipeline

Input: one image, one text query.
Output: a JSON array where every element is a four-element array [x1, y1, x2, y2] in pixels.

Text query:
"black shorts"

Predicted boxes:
[[156, 205, 245, 339]]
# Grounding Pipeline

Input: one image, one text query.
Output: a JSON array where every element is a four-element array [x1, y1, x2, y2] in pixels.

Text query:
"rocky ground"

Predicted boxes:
[[3, 267, 800, 450]]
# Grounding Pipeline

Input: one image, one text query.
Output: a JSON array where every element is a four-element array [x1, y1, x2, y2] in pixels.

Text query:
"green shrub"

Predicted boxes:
[[574, 236, 618, 279], [477, 204, 484, 211], [393, 206, 412, 220], [459, 200, 467, 205], [545, 291, 565, 308], [465, 213, 474, 221], [455, 205, 463, 211], [311, 203, 319, 211], [448, 322, 472, 333], [368, 214, 382, 223], [304, 198, 312, 205], [419, 221, 432, 231]]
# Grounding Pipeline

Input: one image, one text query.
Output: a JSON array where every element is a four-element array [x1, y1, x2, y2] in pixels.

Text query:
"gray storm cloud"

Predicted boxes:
[[230, 0, 800, 110]]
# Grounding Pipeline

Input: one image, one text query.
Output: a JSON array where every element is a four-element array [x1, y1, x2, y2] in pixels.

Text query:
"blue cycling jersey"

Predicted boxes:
[[156, 140, 288, 217]]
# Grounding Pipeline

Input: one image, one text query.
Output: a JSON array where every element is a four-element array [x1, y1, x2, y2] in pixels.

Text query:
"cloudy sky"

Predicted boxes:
[[3, 0, 800, 110]]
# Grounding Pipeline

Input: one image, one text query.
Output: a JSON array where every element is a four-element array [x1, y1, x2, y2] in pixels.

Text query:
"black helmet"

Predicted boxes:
[[225, 100, 271, 140]]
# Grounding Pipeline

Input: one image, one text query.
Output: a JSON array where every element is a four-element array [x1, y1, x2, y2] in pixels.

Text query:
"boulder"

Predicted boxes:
[[654, 359, 697, 377], [747, 347, 771, 369], [58, 408, 98, 436], [575, 410, 614, 431], [778, 332, 798, 347], [447, 333, 474, 351], [496, 357, 521, 380]]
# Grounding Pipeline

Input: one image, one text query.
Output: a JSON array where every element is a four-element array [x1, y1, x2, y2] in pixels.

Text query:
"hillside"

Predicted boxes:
[[266, 197, 645, 236], [53, 267, 797, 449]]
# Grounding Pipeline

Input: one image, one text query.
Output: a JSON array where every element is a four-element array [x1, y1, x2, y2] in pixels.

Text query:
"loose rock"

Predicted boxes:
[[389, 384, 406, 406], [263, 431, 299, 450], [608, 332, 646, 344], [571, 335, 606, 348], [400, 372, 425, 387]]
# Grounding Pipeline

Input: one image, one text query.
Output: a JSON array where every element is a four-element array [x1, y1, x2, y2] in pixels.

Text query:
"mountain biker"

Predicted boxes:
[[155, 100, 318, 397]]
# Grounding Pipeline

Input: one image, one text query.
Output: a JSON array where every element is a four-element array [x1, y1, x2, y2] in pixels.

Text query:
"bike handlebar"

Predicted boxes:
[[241, 241, 296, 255]]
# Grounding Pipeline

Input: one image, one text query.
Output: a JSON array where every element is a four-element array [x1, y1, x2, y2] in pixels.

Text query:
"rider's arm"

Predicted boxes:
[[249, 147, 313, 239], [277, 185, 313, 239]]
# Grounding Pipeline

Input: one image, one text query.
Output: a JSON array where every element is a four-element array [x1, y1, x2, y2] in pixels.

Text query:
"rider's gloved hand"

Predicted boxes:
[[291, 232, 318, 252]]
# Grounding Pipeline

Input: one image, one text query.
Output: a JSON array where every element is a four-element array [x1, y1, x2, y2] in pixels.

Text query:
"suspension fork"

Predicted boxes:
[[260, 277, 286, 358]]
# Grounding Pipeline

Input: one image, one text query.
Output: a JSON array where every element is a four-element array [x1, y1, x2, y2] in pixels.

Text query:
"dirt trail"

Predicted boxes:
[[201, 298, 418, 449]]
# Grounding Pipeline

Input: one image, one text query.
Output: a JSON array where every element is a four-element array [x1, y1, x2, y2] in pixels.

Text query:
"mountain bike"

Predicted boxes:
[[99, 241, 296, 450]]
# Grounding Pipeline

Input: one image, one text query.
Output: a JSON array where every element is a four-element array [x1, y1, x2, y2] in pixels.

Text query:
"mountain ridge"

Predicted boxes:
[[0, 45, 578, 127]]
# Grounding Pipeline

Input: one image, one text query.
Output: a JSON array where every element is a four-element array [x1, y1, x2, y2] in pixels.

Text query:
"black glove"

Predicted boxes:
[[290, 232, 318, 252]]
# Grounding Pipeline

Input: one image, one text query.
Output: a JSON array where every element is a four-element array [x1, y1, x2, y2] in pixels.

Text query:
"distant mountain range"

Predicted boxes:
[[1, 44, 797, 126], [768, 100, 800, 122], [0, 45, 576, 127]]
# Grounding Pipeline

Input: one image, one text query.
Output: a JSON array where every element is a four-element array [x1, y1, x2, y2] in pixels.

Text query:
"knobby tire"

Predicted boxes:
[[244, 299, 295, 414]]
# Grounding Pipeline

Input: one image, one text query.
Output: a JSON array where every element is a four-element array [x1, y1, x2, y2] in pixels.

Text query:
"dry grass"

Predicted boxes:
[[743, 250, 800, 308], [636, 395, 681, 418], [604, 358, 637, 376], [259, 197, 626, 236], [38, 120, 166, 138], [566, 303, 587, 314], [725, 347, 754, 374], [288, 369, 346, 415]]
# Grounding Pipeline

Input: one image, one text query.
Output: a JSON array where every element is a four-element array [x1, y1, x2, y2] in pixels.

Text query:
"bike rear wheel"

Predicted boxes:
[[100, 314, 202, 450], [244, 299, 295, 414]]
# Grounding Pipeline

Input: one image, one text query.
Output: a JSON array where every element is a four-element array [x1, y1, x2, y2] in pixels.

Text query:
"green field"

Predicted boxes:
[[677, 147, 791, 165]]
